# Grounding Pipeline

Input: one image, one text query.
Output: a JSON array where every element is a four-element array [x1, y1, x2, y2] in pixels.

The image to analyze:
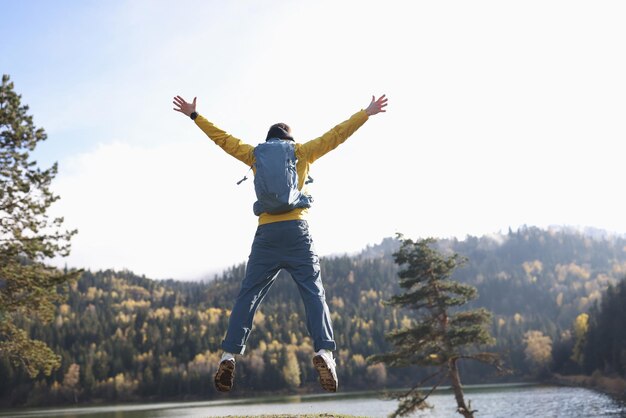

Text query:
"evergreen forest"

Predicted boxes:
[[2, 226, 626, 407]]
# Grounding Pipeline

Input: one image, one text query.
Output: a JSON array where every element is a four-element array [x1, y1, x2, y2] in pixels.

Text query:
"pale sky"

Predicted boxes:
[[2, 0, 625, 280]]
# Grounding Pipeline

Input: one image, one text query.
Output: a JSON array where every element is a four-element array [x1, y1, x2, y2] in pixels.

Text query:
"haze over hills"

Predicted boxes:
[[151, 225, 626, 282], [2, 225, 625, 406]]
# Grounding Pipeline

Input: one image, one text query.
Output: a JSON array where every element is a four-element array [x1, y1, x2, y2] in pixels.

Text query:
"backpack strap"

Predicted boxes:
[[236, 165, 253, 185]]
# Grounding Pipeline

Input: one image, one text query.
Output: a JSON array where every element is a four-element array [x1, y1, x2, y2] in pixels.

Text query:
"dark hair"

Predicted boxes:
[[266, 123, 293, 141]]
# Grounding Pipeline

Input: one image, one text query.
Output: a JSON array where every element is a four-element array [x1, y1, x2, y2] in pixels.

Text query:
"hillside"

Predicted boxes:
[[2, 226, 625, 406]]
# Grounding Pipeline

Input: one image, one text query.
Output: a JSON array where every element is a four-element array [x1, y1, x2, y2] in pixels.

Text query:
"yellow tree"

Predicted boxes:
[[523, 330, 553, 375], [282, 346, 301, 387], [571, 313, 589, 366], [62, 363, 81, 403]]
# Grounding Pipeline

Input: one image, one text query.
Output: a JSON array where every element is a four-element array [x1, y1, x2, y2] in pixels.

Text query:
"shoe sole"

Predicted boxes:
[[313, 355, 338, 392], [214, 360, 235, 392]]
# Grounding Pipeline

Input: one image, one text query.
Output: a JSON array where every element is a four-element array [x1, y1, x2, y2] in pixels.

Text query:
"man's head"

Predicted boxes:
[[266, 123, 293, 141]]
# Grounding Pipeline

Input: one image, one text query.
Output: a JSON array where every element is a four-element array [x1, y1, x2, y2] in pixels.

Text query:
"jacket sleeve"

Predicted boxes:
[[299, 110, 369, 163], [194, 115, 255, 166]]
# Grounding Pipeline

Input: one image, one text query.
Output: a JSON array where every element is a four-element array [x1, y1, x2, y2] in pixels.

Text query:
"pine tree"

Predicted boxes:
[[0, 74, 80, 378], [583, 278, 626, 376], [369, 236, 506, 418]]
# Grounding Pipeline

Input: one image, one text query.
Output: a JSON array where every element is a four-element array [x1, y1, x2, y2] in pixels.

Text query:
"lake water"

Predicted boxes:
[[2, 383, 625, 418]]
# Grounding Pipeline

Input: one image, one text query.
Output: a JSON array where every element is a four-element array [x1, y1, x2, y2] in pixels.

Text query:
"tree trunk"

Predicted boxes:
[[448, 358, 473, 418]]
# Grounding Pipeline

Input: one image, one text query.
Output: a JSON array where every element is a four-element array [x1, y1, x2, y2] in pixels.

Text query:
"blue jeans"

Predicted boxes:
[[221, 220, 336, 354]]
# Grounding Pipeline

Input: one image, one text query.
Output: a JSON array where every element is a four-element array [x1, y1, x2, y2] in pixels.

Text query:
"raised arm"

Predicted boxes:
[[300, 95, 388, 163], [173, 95, 254, 166]]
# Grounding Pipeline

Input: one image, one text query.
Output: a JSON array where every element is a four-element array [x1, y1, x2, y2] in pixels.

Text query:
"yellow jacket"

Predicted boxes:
[[195, 110, 369, 225]]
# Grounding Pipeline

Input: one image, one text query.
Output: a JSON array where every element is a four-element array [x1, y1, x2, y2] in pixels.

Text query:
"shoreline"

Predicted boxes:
[[0, 382, 539, 412], [549, 373, 626, 402], [1, 382, 623, 418], [3, 379, 622, 412]]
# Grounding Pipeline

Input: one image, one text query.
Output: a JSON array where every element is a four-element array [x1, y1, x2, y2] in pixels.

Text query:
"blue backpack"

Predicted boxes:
[[251, 139, 312, 216]]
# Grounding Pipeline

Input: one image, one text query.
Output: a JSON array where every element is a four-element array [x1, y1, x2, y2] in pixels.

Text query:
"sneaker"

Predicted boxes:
[[313, 351, 338, 392], [214, 359, 235, 392]]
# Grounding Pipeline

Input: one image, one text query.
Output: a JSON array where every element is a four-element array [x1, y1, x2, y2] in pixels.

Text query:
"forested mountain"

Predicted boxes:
[[2, 226, 625, 407]]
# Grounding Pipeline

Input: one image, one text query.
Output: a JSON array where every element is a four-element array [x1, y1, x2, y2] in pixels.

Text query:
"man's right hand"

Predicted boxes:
[[173, 95, 197, 117]]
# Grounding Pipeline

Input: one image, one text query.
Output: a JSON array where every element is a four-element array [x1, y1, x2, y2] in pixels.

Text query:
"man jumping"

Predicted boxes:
[[173, 94, 388, 393]]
